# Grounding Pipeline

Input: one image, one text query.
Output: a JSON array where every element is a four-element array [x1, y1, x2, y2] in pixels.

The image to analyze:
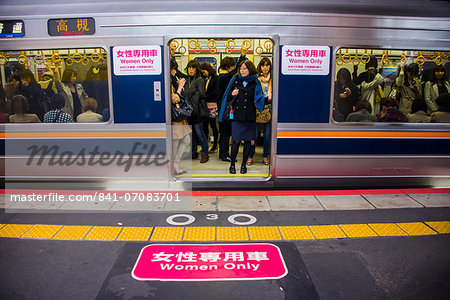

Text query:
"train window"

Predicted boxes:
[[333, 49, 450, 123], [169, 38, 274, 178], [0, 48, 109, 123]]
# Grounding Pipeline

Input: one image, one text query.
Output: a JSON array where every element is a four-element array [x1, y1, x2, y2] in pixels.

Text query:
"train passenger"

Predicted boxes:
[[38, 71, 56, 113], [15, 69, 45, 120], [9, 95, 41, 123], [84, 64, 109, 115], [248, 57, 273, 166], [218, 60, 265, 174], [424, 65, 449, 114], [376, 97, 407, 122], [76, 97, 103, 122], [171, 79, 191, 175], [4, 74, 20, 102], [43, 94, 74, 123], [392, 63, 423, 115], [170, 58, 188, 92], [407, 96, 431, 123], [334, 68, 360, 119], [345, 99, 378, 122], [217, 55, 246, 162], [184, 60, 209, 163], [0, 86, 8, 121], [200, 62, 219, 154], [430, 93, 450, 123], [50, 64, 88, 119], [356, 56, 385, 115]]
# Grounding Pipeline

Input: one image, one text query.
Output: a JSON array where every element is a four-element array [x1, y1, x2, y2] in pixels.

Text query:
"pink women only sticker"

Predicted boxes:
[[132, 243, 288, 281]]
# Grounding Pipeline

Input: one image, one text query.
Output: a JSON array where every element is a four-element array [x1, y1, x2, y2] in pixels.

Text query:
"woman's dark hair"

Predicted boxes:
[[200, 62, 216, 77], [408, 63, 420, 78], [185, 60, 201, 77], [170, 58, 178, 70], [381, 97, 399, 108], [219, 57, 236, 71], [21, 69, 37, 83], [237, 60, 257, 76], [365, 55, 378, 70], [82, 97, 98, 112], [50, 94, 65, 110], [355, 99, 372, 113], [336, 68, 352, 86], [61, 69, 77, 83], [429, 65, 446, 84], [393, 65, 411, 87], [411, 96, 428, 113], [257, 57, 272, 76], [11, 95, 29, 114]]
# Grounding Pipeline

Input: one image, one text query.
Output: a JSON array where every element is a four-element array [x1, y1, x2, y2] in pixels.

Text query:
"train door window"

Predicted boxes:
[[0, 48, 109, 123], [333, 48, 450, 123], [169, 38, 274, 179]]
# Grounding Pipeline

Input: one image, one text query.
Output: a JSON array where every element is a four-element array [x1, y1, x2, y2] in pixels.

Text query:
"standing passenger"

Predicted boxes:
[[49, 63, 88, 119], [424, 65, 449, 114], [184, 60, 209, 163], [15, 69, 45, 120], [334, 68, 360, 119], [200, 62, 219, 153], [218, 60, 265, 174], [217, 55, 246, 162], [248, 57, 273, 166], [356, 56, 384, 115], [392, 63, 422, 114]]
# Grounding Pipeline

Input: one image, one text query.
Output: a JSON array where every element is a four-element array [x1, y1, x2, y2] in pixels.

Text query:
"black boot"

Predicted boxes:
[[240, 164, 247, 174], [229, 164, 236, 174]]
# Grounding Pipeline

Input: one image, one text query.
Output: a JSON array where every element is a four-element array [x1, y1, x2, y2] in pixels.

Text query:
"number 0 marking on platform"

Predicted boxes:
[[228, 214, 257, 225], [166, 214, 196, 226]]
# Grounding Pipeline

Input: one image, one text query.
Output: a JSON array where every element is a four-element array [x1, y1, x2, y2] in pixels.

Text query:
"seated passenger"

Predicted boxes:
[[346, 99, 378, 122], [376, 97, 407, 122], [43, 94, 73, 123], [9, 95, 41, 123], [430, 93, 450, 123], [76, 97, 103, 122], [407, 96, 431, 123]]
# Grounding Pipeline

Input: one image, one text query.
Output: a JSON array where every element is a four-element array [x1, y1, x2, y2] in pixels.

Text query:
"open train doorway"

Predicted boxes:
[[168, 38, 274, 181]]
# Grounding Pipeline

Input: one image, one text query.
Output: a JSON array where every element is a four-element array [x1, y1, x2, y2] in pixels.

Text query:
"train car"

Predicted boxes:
[[1, 0, 449, 189]]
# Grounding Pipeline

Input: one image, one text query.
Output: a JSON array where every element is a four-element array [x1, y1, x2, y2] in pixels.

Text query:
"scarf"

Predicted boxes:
[[218, 73, 265, 122]]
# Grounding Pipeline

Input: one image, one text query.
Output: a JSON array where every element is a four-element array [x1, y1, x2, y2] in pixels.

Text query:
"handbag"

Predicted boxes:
[[172, 94, 193, 121], [222, 96, 236, 122], [207, 102, 218, 118], [256, 105, 271, 123]]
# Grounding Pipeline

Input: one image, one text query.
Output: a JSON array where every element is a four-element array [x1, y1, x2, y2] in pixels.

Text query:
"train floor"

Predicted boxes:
[[0, 188, 449, 299]]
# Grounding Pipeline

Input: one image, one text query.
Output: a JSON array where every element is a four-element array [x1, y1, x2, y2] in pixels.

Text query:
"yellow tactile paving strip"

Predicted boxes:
[[116, 227, 153, 241], [183, 227, 215, 241], [217, 227, 249, 241], [22, 225, 63, 239], [151, 227, 184, 241], [85, 226, 123, 241], [339, 224, 378, 238], [368, 223, 408, 237], [53, 226, 92, 240], [0, 221, 448, 242], [310, 225, 347, 239], [425, 221, 450, 234]]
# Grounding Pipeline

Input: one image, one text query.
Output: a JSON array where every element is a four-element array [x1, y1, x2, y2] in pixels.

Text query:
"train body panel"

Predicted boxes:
[[1, 0, 449, 187]]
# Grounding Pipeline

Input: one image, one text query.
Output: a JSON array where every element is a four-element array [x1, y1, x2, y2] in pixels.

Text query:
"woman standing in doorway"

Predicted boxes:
[[218, 60, 265, 174]]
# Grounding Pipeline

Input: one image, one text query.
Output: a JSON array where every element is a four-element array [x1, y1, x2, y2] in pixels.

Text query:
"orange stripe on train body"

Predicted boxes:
[[0, 131, 166, 139], [277, 131, 450, 138]]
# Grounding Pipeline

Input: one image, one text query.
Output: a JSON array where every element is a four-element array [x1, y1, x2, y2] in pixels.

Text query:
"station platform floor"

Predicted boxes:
[[0, 187, 449, 299]]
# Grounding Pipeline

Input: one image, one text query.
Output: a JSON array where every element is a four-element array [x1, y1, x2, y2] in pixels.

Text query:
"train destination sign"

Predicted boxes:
[[282, 45, 330, 75], [48, 18, 95, 36], [113, 46, 162, 75], [132, 243, 288, 281], [0, 20, 25, 38]]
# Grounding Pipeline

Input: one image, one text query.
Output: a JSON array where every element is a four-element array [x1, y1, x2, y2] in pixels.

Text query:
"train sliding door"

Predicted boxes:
[[167, 38, 275, 182]]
